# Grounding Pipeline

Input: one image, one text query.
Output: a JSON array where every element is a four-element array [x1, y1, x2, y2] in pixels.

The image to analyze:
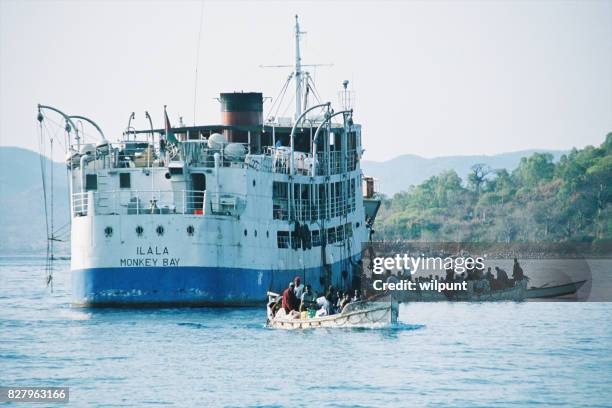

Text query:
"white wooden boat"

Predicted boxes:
[[527, 280, 587, 299], [266, 292, 399, 329]]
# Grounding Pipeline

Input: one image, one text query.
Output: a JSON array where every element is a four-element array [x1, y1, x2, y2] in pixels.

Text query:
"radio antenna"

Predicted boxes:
[[192, 0, 205, 125], [260, 15, 332, 120]]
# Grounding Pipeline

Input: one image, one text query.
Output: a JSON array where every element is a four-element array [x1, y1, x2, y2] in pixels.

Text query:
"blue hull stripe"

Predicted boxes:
[[72, 259, 358, 306]]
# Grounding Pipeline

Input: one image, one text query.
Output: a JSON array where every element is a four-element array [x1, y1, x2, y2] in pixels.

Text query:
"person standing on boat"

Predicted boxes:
[[485, 267, 494, 282], [282, 282, 299, 313], [293, 276, 304, 299], [512, 258, 525, 282]]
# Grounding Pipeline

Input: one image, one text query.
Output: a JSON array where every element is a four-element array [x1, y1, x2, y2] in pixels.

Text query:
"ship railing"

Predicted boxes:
[[242, 148, 359, 176], [247, 147, 316, 175], [181, 141, 252, 168], [245, 154, 275, 173], [71, 190, 207, 217]]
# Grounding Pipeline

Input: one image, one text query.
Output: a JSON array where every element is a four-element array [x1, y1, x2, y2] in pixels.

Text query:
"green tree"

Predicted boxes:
[[513, 153, 555, 188], [467, 163, 491, 194]]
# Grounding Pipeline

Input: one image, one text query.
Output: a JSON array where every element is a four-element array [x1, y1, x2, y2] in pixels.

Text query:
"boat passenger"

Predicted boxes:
[[495, 267, 510, 289], [293, 276, 304, 299], [300, 284, 316, 312], [512, 258, 525, 281], [485, 267, 494, 282], [352, 290, 361, 302], [282, 282, 299, 313], [340, 292, 351, 311], [327, 285, 339, 308]]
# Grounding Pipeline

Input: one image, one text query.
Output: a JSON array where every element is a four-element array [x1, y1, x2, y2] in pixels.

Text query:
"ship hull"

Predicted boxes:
[[72, 259, 359, 307]]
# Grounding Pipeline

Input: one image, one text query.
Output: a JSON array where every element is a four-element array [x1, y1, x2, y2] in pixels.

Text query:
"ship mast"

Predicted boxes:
[[294, 14, 304, 119]]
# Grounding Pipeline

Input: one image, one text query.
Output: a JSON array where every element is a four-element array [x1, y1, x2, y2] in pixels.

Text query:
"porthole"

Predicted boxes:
[[252, 180, 256, 187], [156, 225, 165, 236], [165, 172, 171, 179], [254, 230, 257, 237], [187, 225, 195, 236], [135, 226, 144, 236], [356, 222, 360, 228], [244, 229, 248, 236], [104, 226, 113, 238], [266, 231, 269, 238]]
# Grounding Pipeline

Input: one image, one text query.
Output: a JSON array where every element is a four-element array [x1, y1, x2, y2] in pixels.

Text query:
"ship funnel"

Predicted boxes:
[[220, 92, 262, 124], [219, 92, 263, 148]]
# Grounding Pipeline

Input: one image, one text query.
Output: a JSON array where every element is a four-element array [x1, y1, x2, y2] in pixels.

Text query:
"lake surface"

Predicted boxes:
[[1, 257, 611, 407]]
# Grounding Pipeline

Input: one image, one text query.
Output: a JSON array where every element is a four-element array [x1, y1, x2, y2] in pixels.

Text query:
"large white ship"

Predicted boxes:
[[37, 16, 380, 306]]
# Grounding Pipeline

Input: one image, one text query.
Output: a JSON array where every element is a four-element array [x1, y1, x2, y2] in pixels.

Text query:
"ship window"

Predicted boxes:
[[187, 225, 195, 236], [327, 227, 337, 244], [169, 167, 183, 175], [273, 181, 289, 220], [312, 230, 321, 247], [273, 182, 288, 198], [136, 226, 144, 236], [277, 231, 289, 249], [345, 223, 353, 238], [337, 224, 344, 241], [254, 230, 257, 237], [85, 174, 97, 191], [244, 229, 248, 236], [290, 230, 299, 249], [318, 184, 327, 220], [104, 226, 113, 238], [119, 173, 131, 188], [156, 225, 164, 236]]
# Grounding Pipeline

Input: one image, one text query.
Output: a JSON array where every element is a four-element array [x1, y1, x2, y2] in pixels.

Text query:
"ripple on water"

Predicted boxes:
[[1, 258, 612, 407], [176, 322, 207, 329]]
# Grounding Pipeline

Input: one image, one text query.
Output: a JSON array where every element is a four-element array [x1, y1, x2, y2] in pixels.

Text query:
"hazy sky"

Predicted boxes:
[[1, 0, 610, 161]]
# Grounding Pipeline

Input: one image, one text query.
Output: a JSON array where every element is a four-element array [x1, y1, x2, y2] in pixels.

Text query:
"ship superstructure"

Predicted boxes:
[[37, 16, 379, 306]]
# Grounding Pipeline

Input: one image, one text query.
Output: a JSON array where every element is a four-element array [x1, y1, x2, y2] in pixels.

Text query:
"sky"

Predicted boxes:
[[0, 0, 610, 162]]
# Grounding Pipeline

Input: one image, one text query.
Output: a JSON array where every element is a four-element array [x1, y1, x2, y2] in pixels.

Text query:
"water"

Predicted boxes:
[[1, 257, 611, 407]]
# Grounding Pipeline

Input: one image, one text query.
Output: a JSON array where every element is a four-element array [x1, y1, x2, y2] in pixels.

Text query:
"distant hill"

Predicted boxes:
[[0, 147, 69, 255], [361, 150, 567, 196], [0, 146, 567, 254]]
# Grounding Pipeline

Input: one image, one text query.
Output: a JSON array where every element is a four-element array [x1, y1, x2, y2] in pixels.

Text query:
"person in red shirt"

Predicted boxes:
[[282, 282, 298, 313]]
